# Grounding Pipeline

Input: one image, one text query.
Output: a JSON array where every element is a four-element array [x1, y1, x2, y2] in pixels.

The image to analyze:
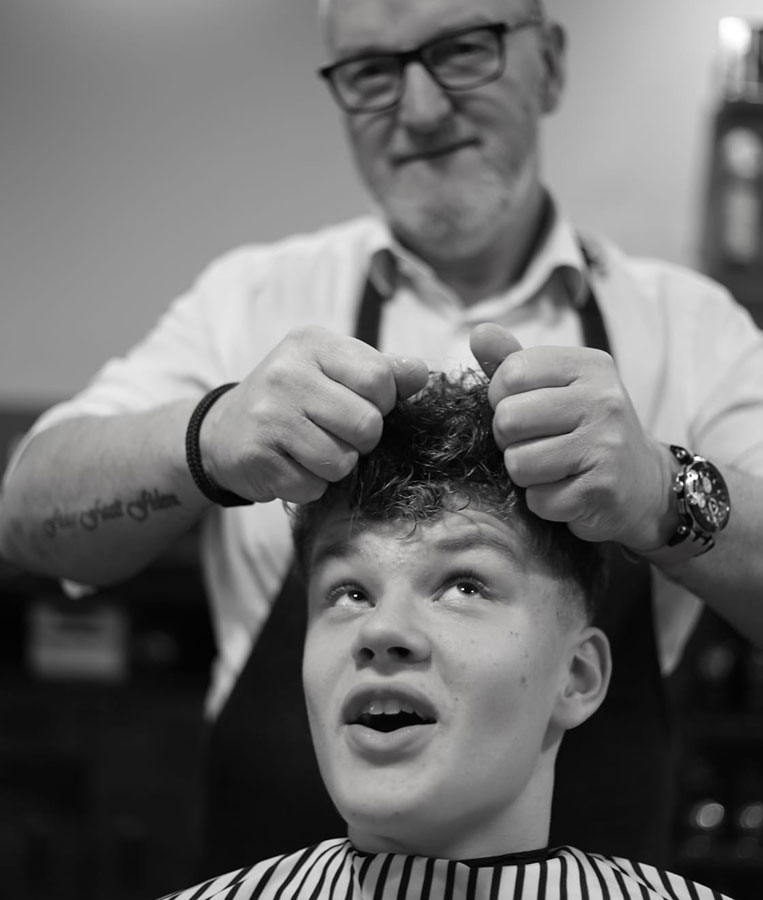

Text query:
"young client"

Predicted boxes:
[[160, 373, 733, 900]]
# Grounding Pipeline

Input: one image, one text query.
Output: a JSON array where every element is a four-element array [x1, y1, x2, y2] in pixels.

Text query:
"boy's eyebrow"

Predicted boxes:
[[429, 532, 523, 564], [309, 530, 523, 572], [309, 539, 358, 572]]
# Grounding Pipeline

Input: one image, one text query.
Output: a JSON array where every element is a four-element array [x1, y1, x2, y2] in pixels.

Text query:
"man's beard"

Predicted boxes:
[[380, 164, 519, 263]]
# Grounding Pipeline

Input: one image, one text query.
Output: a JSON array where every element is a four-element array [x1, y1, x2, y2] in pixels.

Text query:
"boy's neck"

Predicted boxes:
[[347, 761, 555, 860]]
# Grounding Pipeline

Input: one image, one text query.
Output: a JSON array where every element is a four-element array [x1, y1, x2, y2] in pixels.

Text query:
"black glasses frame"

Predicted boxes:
[[318, 18, 544, 115]]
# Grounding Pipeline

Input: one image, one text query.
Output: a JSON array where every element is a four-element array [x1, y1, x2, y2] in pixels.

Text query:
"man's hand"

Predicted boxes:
[[199, 326, 429, 504], [470, 323, 677, 551]]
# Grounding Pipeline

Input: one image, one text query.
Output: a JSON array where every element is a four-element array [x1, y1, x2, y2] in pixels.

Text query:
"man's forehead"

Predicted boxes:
[[321, 0, 524, 54]]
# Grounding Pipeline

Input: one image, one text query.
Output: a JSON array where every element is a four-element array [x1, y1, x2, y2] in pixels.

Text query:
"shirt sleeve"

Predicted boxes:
[[678, 271, 763, 474]]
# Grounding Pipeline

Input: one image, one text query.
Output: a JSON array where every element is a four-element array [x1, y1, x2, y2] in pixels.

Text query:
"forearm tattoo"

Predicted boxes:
[[42, 488, 181, 538]]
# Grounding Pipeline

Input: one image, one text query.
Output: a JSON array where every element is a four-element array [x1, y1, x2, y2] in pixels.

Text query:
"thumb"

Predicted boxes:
[[470, 323, 524, 378], [384, 354, 430, 399]]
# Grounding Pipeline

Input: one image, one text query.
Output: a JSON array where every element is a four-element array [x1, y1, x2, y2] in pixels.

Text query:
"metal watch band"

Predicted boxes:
[[185, 383, 253, 508]]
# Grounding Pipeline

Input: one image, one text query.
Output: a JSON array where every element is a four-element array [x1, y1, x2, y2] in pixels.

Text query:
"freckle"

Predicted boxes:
[[520, 675, 528, 689]]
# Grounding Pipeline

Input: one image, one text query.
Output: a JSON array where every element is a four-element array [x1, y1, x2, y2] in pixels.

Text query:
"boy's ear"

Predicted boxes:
[[551, 627, 612, 731]]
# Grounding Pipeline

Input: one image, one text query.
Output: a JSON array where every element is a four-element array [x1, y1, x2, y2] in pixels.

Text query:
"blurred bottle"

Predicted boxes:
[[693, 637, 743, 711], [701, 18, 763, 324], [744, 647, 763, 711], [678, 757, 728, 859], [730, 769, 763, 859]]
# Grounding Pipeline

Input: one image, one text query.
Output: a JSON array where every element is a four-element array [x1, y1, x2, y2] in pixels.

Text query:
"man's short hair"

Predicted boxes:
[[318, 0, 547, 26], [291, 372, 607, 621]]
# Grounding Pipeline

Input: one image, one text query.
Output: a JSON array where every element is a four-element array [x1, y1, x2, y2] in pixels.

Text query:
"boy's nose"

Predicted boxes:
[[397, 62, 453, 133], [352, 597, 431, 666]]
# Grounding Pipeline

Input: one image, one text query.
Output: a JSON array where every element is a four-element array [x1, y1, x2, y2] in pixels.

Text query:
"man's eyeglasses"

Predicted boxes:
[[318, 18, 544, 115]]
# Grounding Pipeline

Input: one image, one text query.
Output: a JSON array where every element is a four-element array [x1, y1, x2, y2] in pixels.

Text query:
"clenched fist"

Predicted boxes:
[[470, 323, 677, 552], [199, 326, 429, 504]]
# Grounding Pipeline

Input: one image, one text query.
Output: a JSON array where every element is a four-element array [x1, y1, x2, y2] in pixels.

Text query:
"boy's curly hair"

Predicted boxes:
[[291, 371, 606, 620]]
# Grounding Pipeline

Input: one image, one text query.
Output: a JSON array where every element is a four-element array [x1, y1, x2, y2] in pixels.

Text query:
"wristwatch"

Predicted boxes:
[[665, 445, 730, 554]]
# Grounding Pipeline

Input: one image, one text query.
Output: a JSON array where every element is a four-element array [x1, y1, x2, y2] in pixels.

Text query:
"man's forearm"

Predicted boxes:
[[647, 468, 763, 647], [0, 400, 212, 586]]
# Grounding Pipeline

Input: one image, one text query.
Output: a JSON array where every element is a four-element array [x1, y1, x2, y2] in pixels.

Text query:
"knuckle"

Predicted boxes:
[[496, 353, 528, 394], [503, 447, 531, 486], [352, 405, 384, 452], [524, 485, 549, 518], [492, 400, 514, 447], [314, 447, 360, 483], [357, 358, 395, 406], [598, 385, 625, 419], [330, 448, 360, 482], [260, 355, 299, 398]]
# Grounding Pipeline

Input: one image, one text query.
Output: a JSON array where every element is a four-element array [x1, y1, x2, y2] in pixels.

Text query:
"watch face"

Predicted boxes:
[[683, 461, 731, 534]]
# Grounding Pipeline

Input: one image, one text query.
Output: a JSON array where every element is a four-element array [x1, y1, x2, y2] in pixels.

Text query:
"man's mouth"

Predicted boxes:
[[393, 138, 477, 166]]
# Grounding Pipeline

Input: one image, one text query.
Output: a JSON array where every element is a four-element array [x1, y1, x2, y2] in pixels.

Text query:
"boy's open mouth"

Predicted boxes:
[[344, 691, 437, 733], [356, 709, 435, 733]]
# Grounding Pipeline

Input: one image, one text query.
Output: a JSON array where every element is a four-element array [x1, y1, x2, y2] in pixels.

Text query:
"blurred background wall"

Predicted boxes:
[[2, 0, 762, 406]]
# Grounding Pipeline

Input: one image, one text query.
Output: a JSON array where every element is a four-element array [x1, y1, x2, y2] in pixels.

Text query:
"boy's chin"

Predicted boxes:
[[336, 787, 426, 827], [334, 785, 459, 853]]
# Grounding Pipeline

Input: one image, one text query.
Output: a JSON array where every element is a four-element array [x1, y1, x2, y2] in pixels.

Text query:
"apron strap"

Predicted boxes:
[[354, 269, 388, 347]]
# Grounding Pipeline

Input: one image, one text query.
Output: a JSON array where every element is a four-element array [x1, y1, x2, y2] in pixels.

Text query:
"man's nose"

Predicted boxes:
[[397, 62, 453, 133], [352, 597, 431, 667]]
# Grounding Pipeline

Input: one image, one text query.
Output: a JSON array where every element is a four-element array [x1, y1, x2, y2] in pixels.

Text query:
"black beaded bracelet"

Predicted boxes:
[[185, 383, 253, 508]]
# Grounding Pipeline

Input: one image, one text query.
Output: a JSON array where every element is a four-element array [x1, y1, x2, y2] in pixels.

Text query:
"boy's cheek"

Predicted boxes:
[[303, 636, 341, 707]]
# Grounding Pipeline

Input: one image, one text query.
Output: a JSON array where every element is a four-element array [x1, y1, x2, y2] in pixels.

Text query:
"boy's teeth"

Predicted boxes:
[[363, 698, 417, 716]]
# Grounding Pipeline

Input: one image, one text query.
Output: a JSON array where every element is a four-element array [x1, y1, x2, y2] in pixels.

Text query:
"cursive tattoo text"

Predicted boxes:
[[43, 489, 182, 538]]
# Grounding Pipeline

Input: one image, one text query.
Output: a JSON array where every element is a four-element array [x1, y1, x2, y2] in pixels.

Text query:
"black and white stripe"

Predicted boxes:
[[158, 840, 733, 900]]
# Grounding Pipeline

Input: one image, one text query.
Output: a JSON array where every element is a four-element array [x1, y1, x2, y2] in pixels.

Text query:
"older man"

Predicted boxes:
[[2, 0, 763, 876]]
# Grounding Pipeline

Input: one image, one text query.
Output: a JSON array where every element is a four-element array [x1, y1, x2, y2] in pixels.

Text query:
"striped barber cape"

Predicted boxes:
[[158, 839, 733, 900]]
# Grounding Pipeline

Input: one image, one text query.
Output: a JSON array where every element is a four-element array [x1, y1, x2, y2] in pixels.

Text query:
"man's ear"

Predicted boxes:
[[538, 22, 567, 115], [551, 626, 611, 731]]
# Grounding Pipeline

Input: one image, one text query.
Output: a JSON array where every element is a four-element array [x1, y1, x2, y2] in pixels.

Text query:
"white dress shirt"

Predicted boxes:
[[11, 205, 763, 717]]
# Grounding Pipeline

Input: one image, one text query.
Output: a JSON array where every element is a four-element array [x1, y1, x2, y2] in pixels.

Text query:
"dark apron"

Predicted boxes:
[[200, 264, 674, 876]]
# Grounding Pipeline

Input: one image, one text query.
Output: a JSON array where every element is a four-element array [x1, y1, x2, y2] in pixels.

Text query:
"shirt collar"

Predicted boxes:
[[367, 198, 589, 310]]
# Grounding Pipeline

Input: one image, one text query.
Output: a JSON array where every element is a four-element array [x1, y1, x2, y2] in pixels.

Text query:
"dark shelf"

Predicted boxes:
[[0, 517, 215, 900], [683, 712, 763, 745]]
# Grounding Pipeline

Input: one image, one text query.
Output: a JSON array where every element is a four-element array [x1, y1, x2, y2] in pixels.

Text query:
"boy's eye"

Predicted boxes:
[[438, 577, 488, 603], [326, 584, 371, 609]]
